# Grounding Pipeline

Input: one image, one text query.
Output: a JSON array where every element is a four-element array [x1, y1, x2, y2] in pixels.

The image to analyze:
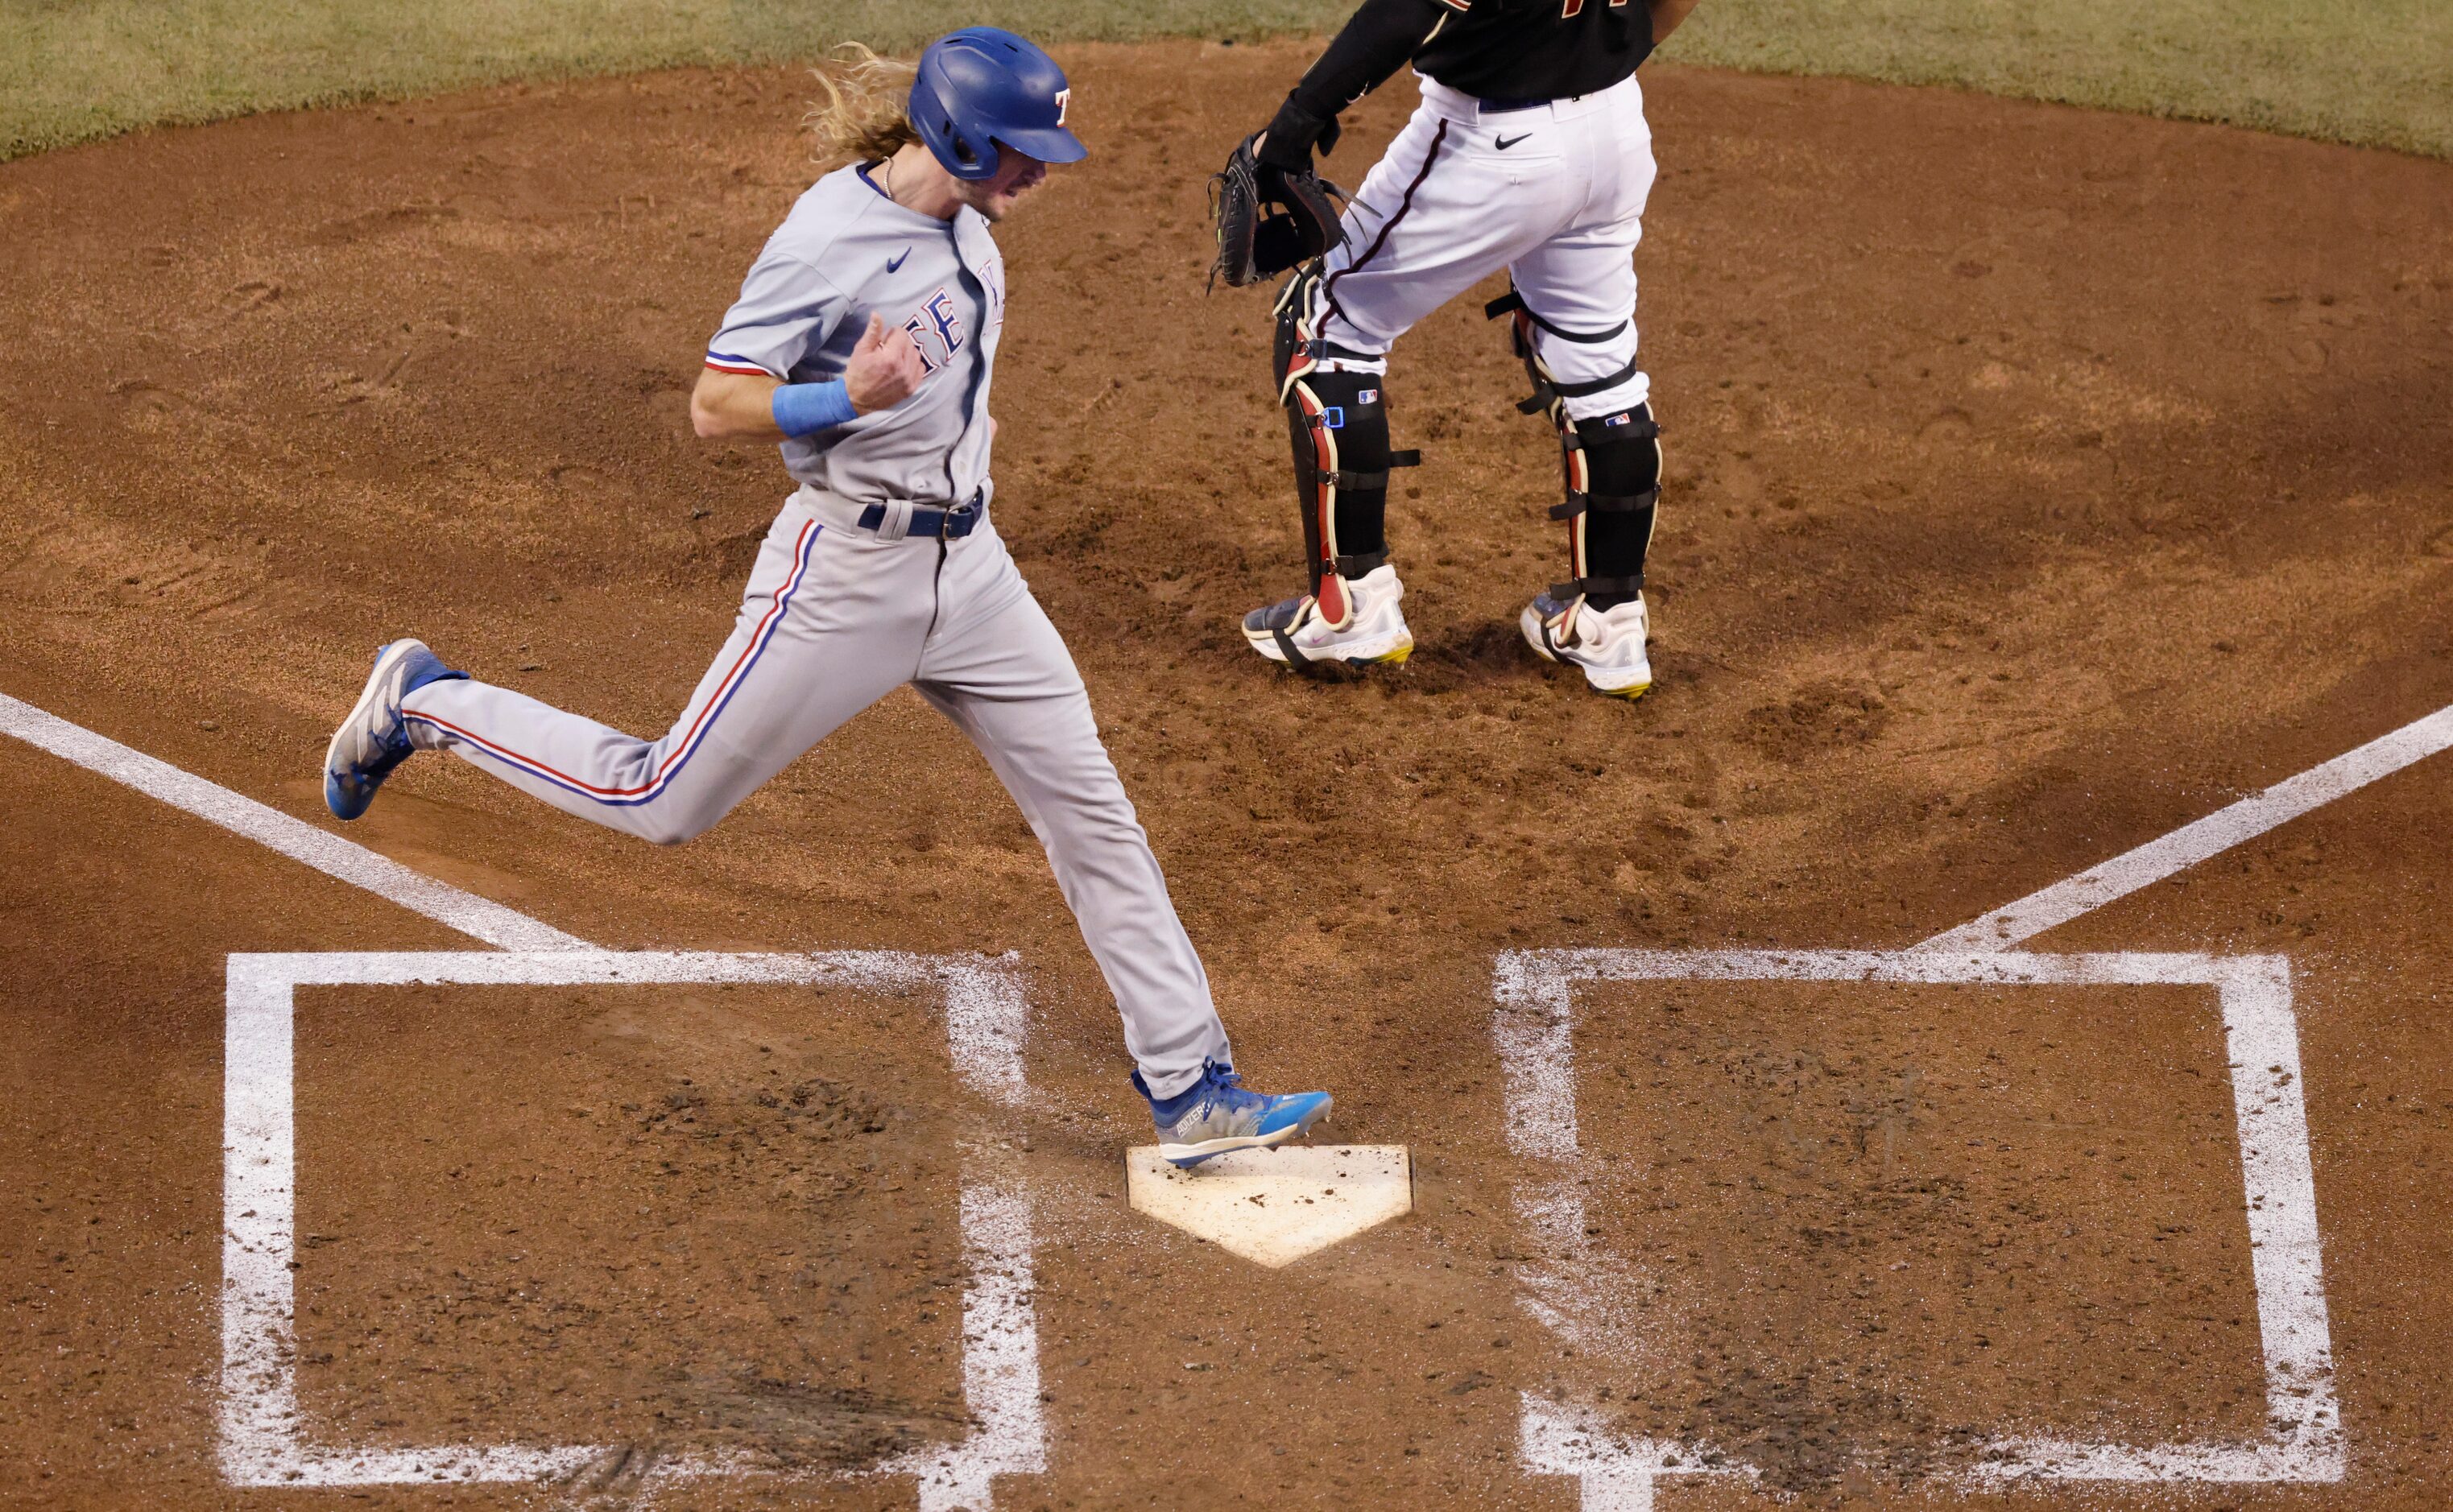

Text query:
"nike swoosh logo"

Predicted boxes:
[[886, 247, 911, 273], [1495, 133, 1531, 151]]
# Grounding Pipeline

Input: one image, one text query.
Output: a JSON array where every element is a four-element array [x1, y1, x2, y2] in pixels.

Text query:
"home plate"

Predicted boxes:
[[1124, 1145, 1413, 1267]]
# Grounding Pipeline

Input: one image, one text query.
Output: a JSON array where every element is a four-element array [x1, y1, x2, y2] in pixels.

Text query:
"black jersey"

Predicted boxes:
[[1415, 0, 1654, 101], [1264, 0, 1655, 169]]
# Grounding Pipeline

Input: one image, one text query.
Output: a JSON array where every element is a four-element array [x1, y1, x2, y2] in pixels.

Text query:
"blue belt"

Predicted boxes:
[[856, 490, 984, 541], [1479, 95, 1553, 114]]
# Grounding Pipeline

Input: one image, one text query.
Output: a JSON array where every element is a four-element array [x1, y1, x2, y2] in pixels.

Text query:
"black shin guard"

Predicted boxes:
[[1570, 405, 1661, 609], [1274, 264, 1417, 626], [1486, 287, 1659, 611], [1541, 402, 1661, 609], [1292, 370, 1395, 567]]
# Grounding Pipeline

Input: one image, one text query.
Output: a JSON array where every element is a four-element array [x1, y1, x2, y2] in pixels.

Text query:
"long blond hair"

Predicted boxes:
[[806, 43, 920, 167]]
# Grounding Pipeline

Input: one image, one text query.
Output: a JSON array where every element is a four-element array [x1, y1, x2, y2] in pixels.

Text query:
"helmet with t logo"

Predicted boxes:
[[908, 27, 1088, 181]]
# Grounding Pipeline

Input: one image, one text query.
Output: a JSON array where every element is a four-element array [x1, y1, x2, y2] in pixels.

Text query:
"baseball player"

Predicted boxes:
[[1214, 0, 1702, 699], [318, 29, 1330, 1167]]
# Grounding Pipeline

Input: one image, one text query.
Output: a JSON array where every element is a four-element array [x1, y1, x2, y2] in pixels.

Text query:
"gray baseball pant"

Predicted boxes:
[[399, 487, 1233, 1097]]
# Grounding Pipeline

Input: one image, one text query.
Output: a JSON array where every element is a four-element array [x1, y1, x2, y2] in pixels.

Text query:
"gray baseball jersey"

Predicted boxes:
[[396, 159, 1235, 1099], [704, 164, 1003, 506]]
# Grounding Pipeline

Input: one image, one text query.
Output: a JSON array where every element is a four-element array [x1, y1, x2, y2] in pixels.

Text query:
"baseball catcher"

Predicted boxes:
[[1215, 0, 1701, 699]]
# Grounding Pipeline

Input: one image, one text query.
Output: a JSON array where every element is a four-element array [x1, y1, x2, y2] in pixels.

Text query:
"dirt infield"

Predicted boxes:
[[4, 36, 2453, 1510]]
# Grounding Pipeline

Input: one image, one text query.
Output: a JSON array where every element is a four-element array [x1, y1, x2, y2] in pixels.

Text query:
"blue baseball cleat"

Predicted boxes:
[[1135, 1061, 1333, 1168], [322, 639, 467, 820]]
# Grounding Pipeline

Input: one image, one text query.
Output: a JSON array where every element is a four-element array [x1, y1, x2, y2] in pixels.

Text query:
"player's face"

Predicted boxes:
[[962, 149, 1050, 221]]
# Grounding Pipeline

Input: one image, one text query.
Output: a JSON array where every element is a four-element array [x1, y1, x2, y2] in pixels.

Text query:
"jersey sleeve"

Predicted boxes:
[[704, 246, 850, 381], [1268, 0, 1453, 161]]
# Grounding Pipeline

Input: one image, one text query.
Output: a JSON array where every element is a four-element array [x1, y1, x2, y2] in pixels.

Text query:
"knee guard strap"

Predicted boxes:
[[1485, 287, 1629, 347], [1487, 283, 1644, 413]]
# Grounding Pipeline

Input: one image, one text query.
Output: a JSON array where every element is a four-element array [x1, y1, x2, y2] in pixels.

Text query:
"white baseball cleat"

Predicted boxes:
[[1135, 1062, 1334, 1169], [323, 638, 467, 820], [1242, 564, 1414, 670], [1520, 589, 1653, 700]]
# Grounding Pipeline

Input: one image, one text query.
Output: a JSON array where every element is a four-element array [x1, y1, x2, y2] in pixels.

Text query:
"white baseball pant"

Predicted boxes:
[[1311, 69, 1657, 418]]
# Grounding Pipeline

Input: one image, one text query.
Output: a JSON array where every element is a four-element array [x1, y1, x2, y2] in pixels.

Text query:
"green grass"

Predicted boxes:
[[2, 0, 2447, 163], [1665, 0, 2453, 161], [0, 0, 1354, 160]]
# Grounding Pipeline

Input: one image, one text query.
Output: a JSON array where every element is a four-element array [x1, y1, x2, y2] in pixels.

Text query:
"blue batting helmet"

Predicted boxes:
[[907, 27, 1087, 181]]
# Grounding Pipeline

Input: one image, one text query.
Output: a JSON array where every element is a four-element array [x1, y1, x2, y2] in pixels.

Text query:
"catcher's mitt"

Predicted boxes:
[[1210, 134, 1346, 290]]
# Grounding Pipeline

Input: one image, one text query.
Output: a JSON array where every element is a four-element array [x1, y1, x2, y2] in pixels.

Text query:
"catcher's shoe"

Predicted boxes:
[[1135, 1061, 1333, 1169], [1521, 590, 1653, 700], [323, 639, 468, 821], [1242, 564, 1413, 670]]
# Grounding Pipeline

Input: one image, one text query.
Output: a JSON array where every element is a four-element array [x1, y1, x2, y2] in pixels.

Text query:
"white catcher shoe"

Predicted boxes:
[[1242, 564, 1414, 670], [1520, 589, 1653, 700]]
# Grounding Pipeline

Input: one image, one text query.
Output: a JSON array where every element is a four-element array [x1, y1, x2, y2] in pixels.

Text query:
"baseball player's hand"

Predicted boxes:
[[1210, 133, 1346, 288], [845, 312, 928, 414]]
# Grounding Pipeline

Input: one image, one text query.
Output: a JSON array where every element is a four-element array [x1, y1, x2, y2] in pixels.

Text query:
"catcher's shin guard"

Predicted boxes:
[[1486, 287, 1657, 612], [1274, 264, 1417, 630], [1547, 403, 1661, 610]]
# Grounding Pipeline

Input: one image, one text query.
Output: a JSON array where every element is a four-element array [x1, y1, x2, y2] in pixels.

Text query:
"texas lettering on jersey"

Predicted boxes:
[[902, 287, 967, 374]]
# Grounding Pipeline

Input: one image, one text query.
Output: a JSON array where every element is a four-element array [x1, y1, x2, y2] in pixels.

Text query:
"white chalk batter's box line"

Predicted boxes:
[[221, 950, 1043, 1512], [1491, 948, 2344, 1510]]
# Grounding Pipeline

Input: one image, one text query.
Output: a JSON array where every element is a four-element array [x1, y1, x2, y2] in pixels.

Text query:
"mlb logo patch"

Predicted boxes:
[[1358, 389, 1380, 405], [1603, 411, 1632, 427]]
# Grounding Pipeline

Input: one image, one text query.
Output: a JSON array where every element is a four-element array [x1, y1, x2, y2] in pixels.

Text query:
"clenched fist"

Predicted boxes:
[[845, 312, 929, 414]]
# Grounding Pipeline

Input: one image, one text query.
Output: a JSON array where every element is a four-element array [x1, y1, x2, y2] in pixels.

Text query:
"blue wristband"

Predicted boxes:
[[771, 379, 858, 438]]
